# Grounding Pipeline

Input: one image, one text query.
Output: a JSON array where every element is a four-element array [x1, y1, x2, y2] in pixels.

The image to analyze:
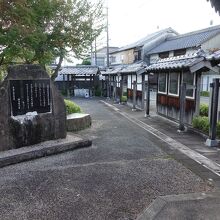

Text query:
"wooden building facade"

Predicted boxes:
[[146, 52, 220, 124], [55, 66, 100, 97]]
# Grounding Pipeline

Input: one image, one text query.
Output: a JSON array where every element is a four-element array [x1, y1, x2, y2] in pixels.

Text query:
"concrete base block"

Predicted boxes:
[[205, 138, 219, 147], [67, 113, 91, 132]]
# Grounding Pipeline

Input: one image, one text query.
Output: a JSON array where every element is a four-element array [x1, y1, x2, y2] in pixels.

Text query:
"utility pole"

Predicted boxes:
[[106, 6, 110, 67], [94, 38, 97, 66]]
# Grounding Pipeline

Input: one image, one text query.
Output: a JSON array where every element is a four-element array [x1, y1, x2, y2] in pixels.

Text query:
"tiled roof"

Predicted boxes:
[[148, 25, 220, 54], [59, 66, 99, 75], [111, 28, 178, 53], [120, 62, 146, 74], [55, 74, 68, 82], [146, 53, 204, 71], [103, 62, 146, 75], [55, 66, 99, 81], [206, 50, 220, 61], [103, 65, 124, 75]]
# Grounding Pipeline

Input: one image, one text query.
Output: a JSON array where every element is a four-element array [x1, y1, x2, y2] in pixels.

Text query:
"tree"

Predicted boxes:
[[81, 59, 91, 65], [0, 0, 104, 80]]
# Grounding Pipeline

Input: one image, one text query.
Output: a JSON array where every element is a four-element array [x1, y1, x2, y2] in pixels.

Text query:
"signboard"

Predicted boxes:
[[10, 80, 51, 116]]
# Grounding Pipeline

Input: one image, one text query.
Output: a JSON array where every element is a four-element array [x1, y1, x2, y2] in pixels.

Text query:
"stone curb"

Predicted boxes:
[[136, 192, 220, 220], [0, 139, 92, 168]]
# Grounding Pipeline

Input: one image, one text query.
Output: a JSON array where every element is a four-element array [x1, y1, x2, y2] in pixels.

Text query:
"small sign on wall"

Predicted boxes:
[[10, 80, 51, 116]]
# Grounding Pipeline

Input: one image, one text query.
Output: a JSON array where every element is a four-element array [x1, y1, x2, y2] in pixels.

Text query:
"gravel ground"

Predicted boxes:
[[0, 97, 212, 220]]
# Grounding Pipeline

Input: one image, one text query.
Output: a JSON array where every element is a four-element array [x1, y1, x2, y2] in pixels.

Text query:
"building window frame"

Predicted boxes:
[[174, 49, 186, 56], [158, 73, 167, 94], [182, 72, 196, 99], [159, 51, 169, 59], [168, 72, 180, 97]]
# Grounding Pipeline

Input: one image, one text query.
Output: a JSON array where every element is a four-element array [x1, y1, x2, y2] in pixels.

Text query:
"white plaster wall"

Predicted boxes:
[[185, 48, 197, 55], [127, 75, 132, 89], [202, 33, 220, 52], [150, 54, 159, 63], [137, 75, 142, 91], [110, 52, 123, 65]]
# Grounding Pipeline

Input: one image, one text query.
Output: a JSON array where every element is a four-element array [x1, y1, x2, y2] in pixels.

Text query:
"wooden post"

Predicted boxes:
[[120, 76, 124, 101], [67, 74, 70, 97], [206, 78, 219, 147], [178, 83, 186, 131], [71, 75, 74, 97], [101, 79, 103, 97], [113, 80, 117, 102], [93, 74, 95, 97], [142, 74, 145, 109], [132, 81, 137, 110], [195, 72, 201, 116], [89, 76, 92, 97], [145, 81, 150, 117], [62, 74, 66, 95], [106, 78, 110, 98]]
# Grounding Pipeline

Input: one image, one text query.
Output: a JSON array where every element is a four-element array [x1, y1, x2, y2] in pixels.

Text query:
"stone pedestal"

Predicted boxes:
[[0, 64, 66, 151]]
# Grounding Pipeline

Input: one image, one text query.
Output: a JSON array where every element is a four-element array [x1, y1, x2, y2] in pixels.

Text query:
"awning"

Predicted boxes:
[[146, 49, 220, 73], [146, 54, 204, 72], [102, 66, 124, 76], [120, 62, 146, 75]]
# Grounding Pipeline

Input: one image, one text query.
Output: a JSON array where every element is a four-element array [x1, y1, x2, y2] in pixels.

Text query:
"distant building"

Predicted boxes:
[[91, 46, 119, 67], [109, 28, 178, 65]]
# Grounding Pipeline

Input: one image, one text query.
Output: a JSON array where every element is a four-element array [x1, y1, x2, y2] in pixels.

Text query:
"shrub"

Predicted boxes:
[[61, 90, 67, 96], [200, 91, 210, 97], [192, 116, 220, 138], [123, 91, 127, 96], [121, 96, 127, 102], [95, 88, 102, 97], [217, 122, 220, 138], [192, 116, 209, 134], [200, 104, 209, 117], [64, 99, 81, 114]]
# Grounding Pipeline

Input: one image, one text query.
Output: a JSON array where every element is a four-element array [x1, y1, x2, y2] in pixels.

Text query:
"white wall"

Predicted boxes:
[[137, 75, 142, 91], [202, 33, 220, 52], [127, 75, 132, 89]]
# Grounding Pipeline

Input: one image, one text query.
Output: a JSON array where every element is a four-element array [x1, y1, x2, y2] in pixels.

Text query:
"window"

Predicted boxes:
[[159, 51, 169, 59], [121, 54, 124, 62], [174, 49, 186, 56], [168, 72, 179, 96], [110, 56, 116, 63], [183, 72, 195, 98], [158, 73, 167, 94], [96, 57, 105, 66]]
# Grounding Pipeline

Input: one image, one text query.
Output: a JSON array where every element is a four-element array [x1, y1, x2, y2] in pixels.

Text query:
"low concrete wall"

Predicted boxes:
[[67, 113, 91, 132]]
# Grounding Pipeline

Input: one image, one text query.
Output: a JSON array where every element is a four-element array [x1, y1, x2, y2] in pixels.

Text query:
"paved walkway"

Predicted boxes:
[[100, 98, 220, 219], [105, 99, 220, 178]]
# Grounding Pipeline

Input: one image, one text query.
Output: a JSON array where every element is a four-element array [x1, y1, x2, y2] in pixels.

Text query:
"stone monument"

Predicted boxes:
[[0, 64, 66, 151]]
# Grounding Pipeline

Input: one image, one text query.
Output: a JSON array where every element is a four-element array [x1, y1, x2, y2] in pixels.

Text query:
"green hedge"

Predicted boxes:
[[200, 91, 210, 97], [64, 99, 81, 115], [192, 116, 209, 134], [200, 104, 209, 117], [192, 116, 220, 138]]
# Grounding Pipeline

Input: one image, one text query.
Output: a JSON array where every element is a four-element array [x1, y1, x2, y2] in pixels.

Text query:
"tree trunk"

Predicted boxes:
[[51, 55, 64, 81]]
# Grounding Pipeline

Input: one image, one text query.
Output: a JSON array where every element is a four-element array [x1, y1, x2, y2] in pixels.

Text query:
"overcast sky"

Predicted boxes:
[[100, 0, 220, 48]]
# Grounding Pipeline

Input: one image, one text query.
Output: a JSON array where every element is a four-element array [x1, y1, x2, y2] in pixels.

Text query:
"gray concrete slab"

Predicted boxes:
[[0, 134, 92, 168], [137, 192, 220, 220], [0, 97, 212, 220]]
